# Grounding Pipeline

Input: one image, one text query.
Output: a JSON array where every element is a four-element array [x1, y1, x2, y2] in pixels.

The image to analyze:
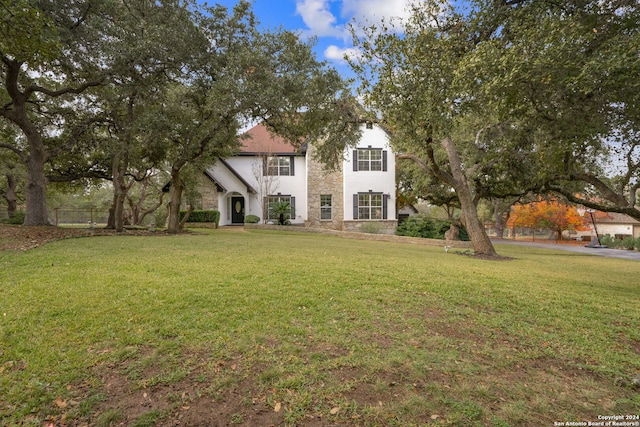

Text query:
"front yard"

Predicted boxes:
[[0, 227, 638, 426]]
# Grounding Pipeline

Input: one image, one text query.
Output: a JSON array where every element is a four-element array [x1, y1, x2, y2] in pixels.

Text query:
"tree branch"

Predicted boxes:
[[0, 143, 27, 162], [568, 172, 628, 207], [24, 77, 105, 99], [548, 184, 640, 222]]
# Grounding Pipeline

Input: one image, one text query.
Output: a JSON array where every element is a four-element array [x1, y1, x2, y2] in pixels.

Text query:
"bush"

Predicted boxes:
[[180, 210, 220, 225], [154, 209, 168, 228], [396, 214, 470, 241], [244, 214, 260, 224], [1, 211, 25, 225], [600, 234, 639, 250], [599, 234, 615, 247], [619, 236, 636, 250]]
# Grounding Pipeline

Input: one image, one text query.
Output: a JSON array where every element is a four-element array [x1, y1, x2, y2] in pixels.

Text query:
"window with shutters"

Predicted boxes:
[[320, 195, 332, 220], [357, 193, 383, 220], [353, 149, 387, 172]]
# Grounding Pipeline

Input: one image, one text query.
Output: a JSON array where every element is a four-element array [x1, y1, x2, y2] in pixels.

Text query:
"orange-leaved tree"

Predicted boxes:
[[507, 200, 591, 241]]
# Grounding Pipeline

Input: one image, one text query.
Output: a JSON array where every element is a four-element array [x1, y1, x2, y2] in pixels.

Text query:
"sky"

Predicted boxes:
[[199, 0, 415, 77]]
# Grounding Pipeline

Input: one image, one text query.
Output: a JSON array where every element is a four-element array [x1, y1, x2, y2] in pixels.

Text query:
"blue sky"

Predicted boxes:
[[199, 0, 415, 77]]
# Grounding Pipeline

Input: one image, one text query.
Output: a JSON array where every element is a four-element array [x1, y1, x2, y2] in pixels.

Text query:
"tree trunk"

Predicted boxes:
[[441, 137, 497, 256], [3, 172, 18, 218], [167, 167, 184, 233], [493, 199, 505, 238], [137, 192, 165, 226], [108, 149, 129, 232], [23, 133, 50, 226]]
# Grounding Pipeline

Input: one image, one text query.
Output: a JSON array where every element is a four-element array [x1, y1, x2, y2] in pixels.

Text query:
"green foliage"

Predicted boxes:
[[179, 210, 220, 224], [601, 235, 639, 251], [154, 208, 168, 228], [396, 215, 469, 241], [244, 214, 260, 224], [0, 0, 62, 64], [1, 211, 25, 225], [268, 201, 291, 225]]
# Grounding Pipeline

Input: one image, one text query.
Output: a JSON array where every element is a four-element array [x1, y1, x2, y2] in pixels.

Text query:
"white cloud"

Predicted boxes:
[[295, 0, 412, 64], [324, 45, 361, 63], [341, 0, 412, 27], [295, 0, 346, 38]]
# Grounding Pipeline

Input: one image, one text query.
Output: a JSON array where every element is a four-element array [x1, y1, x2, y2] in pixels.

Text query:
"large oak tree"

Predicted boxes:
[[0, 0, 111, 225], [350, 0, 639, 256]]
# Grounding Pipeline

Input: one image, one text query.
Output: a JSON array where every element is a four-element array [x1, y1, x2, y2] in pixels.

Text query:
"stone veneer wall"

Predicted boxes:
[[305, 144, 344, 230], [198, 173, 219, 211], [342, 220, 397, 235]]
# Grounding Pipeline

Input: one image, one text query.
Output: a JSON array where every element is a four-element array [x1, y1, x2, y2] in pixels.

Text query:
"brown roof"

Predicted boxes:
[[597, 212, 640, 224], [239, 123, 300, 155]]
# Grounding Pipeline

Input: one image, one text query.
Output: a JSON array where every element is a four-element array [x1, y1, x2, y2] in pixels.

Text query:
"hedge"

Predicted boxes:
[[179, 210, 220, 224], [396, 214, 470, 241]]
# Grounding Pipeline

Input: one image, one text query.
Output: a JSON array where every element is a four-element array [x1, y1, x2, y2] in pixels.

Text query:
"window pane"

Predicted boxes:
[[267, 157, 279, 175], [279, 157, 290, 175], [358, 207, 370, 219], [358, 194, 370, 207], [371, 194, 383, 206], [320, 195, 332, 220]]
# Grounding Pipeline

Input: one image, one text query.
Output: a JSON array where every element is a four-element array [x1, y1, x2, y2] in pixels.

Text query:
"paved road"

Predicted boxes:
[[492, 239, 640, 261]]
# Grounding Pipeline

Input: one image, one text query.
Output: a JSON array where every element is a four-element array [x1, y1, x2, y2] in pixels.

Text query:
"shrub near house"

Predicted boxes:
[[179, 210, 220, 228], [396, 215, 470, 241]]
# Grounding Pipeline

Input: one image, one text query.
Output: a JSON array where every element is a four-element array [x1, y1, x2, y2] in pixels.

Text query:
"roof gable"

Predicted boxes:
[[239, 123, 301, 155]]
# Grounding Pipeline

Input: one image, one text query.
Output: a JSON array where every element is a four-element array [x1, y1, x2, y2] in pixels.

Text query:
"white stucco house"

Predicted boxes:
[[196, 122, 397, 233]]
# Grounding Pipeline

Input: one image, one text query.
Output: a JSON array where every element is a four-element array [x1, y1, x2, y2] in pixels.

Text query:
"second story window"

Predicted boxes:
[[353, 148, 387, 172], [265, 156, 294, 176]]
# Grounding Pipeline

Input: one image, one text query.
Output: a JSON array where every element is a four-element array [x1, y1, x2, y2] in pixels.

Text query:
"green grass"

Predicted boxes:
[[0, 229, 638, 426]]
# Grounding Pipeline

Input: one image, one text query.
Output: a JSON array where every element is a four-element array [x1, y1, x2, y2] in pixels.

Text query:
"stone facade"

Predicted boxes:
[[198, 173, 219, 211], [305, 144, 345, 230], [342, 219, 397, 235]]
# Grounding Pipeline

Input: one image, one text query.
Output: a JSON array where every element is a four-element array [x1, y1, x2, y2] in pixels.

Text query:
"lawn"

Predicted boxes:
[[0, 228, 638, 426]]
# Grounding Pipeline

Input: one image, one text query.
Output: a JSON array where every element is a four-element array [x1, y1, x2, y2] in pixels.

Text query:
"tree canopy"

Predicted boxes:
[[350, 0, 639, 256], [0, 0, 360, 229]]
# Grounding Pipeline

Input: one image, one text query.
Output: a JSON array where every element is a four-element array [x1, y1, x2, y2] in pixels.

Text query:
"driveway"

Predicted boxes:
[[492, 239, 640, 261]]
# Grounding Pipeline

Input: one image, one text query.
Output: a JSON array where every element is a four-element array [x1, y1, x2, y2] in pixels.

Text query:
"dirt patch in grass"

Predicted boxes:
[[66, 348, 285, 427], [0, 224, 90, 251], [0, 224, 182, 251]]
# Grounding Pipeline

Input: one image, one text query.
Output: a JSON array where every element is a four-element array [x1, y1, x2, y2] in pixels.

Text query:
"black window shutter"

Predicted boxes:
[[290, 156, 295, 176], [290, 196, 296, 218], [353, 194, 359, 219], [263, 157, 267, 176], [383, 194, 389, 219], [353, 150, 358, 171], [382, 150, 388, 172]]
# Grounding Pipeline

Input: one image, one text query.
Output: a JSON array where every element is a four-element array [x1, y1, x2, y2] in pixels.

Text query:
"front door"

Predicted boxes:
[[231, 196, 245, 224]]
